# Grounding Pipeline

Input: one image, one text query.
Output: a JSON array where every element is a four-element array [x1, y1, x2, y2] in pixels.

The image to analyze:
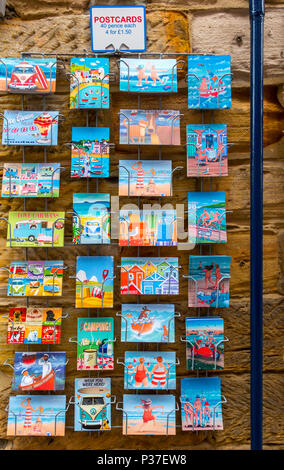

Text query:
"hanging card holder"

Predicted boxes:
[[68, 394, 116, 433], [67, 209, 111, 246], [186, 72, 233, 109], [180, 335, 229, 370], [186, 208, 232, 243], [70, 272, 116, 308], [64, 140, 115, 178], [69, 336, 117, 370], [179, 395, 227, 431], [183, 271, 231, 308]]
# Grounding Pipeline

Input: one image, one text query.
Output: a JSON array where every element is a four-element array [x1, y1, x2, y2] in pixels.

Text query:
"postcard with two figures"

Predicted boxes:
[[119, 160, 172, 197], [120, 58, 178, 93], [124, 351, 176, 390]]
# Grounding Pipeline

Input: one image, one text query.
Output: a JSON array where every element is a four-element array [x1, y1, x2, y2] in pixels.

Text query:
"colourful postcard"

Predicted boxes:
[[188, 255, 231, 307], [70, 58, 109, 109], [119, 160, 172, 196], [120, 58, 177, 93], [6, 307, 63, 344], [8, 260, 64, 297], [71, 127, 110, 178], [188, 55, 232, 109], [76, 256, 114, 308], [7, 395, 66, 436], [120, 304, 175, 343], [2, 110, 59, 145], [119, 209, 177, 246], [120, 257, 179, 295], [124, 351, 176, 390], [77, 318, 114, 371], [74, 378, 112, 431], [0, 58, 57, 93], [12, 352, 66, 391], [7, 211, 65, 247], [73, 193, 110, 245], [188, 192, 227, 243], [186, 317, 224, 370], [119, 110, 181, 145], [123, 394, 176, 435], [1, 162, 60, 198], [186, 124, 228, 177], [181, 377, 223, 431]]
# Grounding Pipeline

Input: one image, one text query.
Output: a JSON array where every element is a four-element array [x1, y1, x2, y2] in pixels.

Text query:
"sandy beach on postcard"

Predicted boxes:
[[123, 420, 176, 435], [7, 419, 65, 437], [119, 182, 171, 197]]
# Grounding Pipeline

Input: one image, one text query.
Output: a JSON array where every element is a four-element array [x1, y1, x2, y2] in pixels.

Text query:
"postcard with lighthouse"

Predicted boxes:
[[75, 256, 114, 308], [77, 318, 114, 371]]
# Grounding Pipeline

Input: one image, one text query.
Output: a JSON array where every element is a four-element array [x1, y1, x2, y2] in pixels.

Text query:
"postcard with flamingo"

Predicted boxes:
[[8, 260, 64, 297], [119, 160, 172, 196], [7, 307, 63, 345], [12, 352, 66, 392], [0, 58, 57, 93], [188, 55, 231, 109], [70, 58, 109, 109], [2, 110, 59, 145], [124, 351, 176, 390], [71, 127, 110, 178], [74, 377, 112, 431], [7, 395, 66, 436], [1, 162, 60, 198], [7, 211, 65, 248], [77, 318, 114, 371], [123, 394, 176, 435], [120, 257, 179, 295], [73, 193, 110, 245], [119, 209, 177, 246], [120, 304, 175, 343], [188, 192, 227, 243], [76, 256, 114, 308], [186, 317, 224, 370], [181, 377, 223, 431], [187, 124, 228, 177], [188, 255, 231, 307], [120, 58, 177, 93], [119, 110, 181, 145]]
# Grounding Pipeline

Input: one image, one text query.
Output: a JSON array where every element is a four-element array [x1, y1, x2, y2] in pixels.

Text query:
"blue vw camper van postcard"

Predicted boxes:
[[73, 193, 110, 245], [70, 58, 109, 109], [119, 160, 172, 196], [77, 318, 114, 371], [188, 192, 227, 243], [74, 377, 111, 431], [2, 110, 59, 145], [120, 58, 177, 93], [124, 351, 176, 390], [186, 317, 224, 370], [71, 127, 110, 178], [0, 58, 57, 93]]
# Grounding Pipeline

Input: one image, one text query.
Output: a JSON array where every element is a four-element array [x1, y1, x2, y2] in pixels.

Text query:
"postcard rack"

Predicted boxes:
[[116, 311, 181, 342]]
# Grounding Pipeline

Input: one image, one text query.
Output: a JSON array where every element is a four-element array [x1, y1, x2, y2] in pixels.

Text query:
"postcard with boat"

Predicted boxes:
[[119, 160, 172, 197], [188, 55, 231, 109], [76, 256, 114, 308], [7, 307, 62, 344], [123, 394, 176, 436], [120, 304, 175, 343], [0, 58, 57, 94], [120, 257, 179, 295], [120, 58, 177, 93], [7, 395, 66, 436], [124, 351, 176, 390], [188, 255, 231, 307], [181, 377, 223, 431], [119, 209, 177, 246], [2, 110, 59, 145], [73, 193, 110, 245], [119, 109, 181, 145], [186, 124, 228, 177], [186, 317, 224, 370], [77, 318, 114, 371], [71, 127, 110, 178], [70, 57, 109, 109], [74, 377, 111, 431], [188, 192, 227, 243]]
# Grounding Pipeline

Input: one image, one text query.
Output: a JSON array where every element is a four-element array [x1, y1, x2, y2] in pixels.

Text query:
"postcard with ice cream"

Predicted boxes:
[[124, 351, 176, 390], [77, 318, 114, 371], [70, 58, 109, 109], [120, 58, 177, 93], [119, 160, 172, 196], [75, 256, 114, 308], [0, 58, 57, 93], [2, 110, 59, 145], [188, 192, 227, 243], [73, 193, 110, 245]]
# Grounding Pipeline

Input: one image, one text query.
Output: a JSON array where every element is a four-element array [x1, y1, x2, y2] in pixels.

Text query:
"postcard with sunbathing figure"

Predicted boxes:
[[119, 160, 172, 197]]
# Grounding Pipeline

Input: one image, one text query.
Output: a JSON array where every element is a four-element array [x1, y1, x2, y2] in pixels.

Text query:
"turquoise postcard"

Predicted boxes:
[[70, 58, 109, 109], [119, 160, 172, 196], [124, 351, 176, 390], [74, 377, 111, 431], [71, 127, 110, 178], [188, 192, 227, 243], [120, 58, 177, 93], [73, 193, 110, 245]]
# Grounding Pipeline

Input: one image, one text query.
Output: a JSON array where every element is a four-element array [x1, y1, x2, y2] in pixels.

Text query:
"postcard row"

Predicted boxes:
[[0, 56, 232, 109]]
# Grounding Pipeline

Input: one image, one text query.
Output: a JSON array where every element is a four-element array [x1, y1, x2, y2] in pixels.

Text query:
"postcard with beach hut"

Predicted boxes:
[[119, 58, 178, 93], [74, 377, 112, 431], [188, 255, 231, 307], [124, 351, 176, 390], [0, 58, 57, 94], [119, 209, 177, 246], [181, 377, 223, 431], [120, 304, 175, 343], [70, 127, 110, 178], [7, 395, 66, 436], [2, 110, 59, 145], [188, 192, 227, 243], [123, 394, 176, 435], [120, 257, 179, 295], [119, 160, 172, 197], [73, 193, 110, 245], [188, 55, 231, 109], [70, 57, 109, 109], [75, 256, 114, 308], [119, 109, 181, 145], [186, 317, 225, 370], [186, 124, 228, 177], [77, 318, 114, 371]]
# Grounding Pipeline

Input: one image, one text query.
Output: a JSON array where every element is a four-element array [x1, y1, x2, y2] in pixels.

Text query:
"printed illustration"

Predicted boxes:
[[120, 58, 177, 93], [76, 256, 114, 308], [188, 192, 227, 243], [2, 110, 59, 145], [70, 58, 109, 109], [124, 351, 176, 390], [77, 318, 114, 370], [119, 160, 172, 197], [73, 193, 110, 245], [74, 377, 111, 431], [0, 58, 57, 93]]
